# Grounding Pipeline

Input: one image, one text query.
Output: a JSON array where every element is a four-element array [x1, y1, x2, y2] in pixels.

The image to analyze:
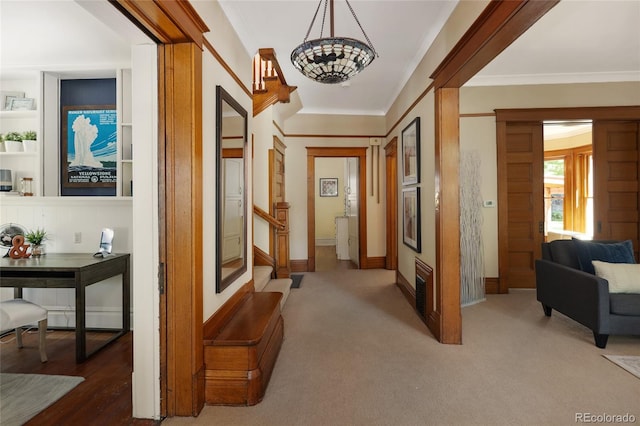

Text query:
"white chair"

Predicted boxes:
[[0, 298, 48, 362]]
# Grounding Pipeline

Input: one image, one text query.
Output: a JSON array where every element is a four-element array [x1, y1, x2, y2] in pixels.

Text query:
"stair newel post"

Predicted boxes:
[[275, 202, 291, 278]]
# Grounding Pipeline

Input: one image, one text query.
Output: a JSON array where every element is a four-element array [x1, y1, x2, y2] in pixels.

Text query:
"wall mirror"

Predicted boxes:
[[216, 86, 248, 293]]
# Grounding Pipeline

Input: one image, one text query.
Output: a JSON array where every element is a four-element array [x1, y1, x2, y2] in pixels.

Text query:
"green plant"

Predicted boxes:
[[0, 133, 4, 142], [22, 130, 37, 140], [25, 228, 47, 245], [4, 131, 22, 142]]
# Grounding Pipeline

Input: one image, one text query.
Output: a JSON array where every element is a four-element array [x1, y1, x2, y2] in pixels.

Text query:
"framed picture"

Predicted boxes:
[[402, 187, 421, 252], [401, 117, 420, 185], [1, 91, 24, 110], [61, 105, 117, 191], [319, 177, 338, 197], [8, 97, 35, 111]]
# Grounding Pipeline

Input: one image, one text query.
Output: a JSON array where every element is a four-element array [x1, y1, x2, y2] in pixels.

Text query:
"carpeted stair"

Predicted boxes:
[[254, 265, 291, 311]]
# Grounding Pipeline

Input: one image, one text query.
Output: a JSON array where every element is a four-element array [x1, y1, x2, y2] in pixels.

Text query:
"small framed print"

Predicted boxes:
[[402, 117, 420, 185], [319, 178, 338, 197], [1, 91, 25, 110], [8, 97, 35, 111], [402, 187, 421, 252]]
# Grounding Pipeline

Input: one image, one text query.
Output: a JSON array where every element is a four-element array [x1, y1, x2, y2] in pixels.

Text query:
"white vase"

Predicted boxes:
[[5, 141, 23, 152], [22, 139, 37, 152]]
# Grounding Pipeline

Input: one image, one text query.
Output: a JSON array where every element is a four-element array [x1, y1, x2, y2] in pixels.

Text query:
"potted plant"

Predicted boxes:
[[0, 133, 5, 152], [4, 131, 23, 152], [25, 227, 47, 257], [22, 130, 37, 152]]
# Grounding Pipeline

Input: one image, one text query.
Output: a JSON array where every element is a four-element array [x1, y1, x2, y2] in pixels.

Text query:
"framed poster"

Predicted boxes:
[[401, 117, 420, 185], [319, 177, 338, 197], [402, 187, 421, 252], [62, 105, 117, 191]]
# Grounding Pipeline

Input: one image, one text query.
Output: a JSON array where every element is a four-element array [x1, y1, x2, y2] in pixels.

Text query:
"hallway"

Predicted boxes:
[[164, 268, 640, 426], [314, 245, 357, 272]]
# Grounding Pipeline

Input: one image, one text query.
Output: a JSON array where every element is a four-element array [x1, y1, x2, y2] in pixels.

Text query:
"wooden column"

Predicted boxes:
[[275, 202, 291, 278], [434, 87, 461, 344], [162, 42, 205, 416]]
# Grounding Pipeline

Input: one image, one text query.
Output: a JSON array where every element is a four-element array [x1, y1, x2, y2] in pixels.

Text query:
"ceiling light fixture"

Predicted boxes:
[[290, 0, 378, 84]]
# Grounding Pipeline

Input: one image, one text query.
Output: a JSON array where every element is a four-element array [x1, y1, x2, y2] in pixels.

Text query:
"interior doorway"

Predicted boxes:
[[543, 121, 593, 242], [314, 157, 359, 271], [306, 147, 368, 272]]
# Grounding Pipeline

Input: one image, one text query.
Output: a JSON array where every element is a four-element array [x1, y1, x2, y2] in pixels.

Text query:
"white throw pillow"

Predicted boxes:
[[592, 261, 640, 294]]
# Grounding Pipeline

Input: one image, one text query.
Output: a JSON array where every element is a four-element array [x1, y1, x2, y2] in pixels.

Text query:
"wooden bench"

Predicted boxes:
[[203, 291, 284, 405]]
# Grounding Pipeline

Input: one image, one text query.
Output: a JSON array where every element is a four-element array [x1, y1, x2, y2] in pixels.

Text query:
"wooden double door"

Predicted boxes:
[[497, 108, 640, 291]]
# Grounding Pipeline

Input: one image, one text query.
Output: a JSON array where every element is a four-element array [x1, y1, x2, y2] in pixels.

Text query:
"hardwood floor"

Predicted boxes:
[[315, 245, 357, 271], [0, 329, 156, 425]]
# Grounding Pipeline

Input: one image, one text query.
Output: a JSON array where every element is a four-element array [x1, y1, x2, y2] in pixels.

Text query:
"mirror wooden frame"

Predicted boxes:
[[216, 86, 248, 293]]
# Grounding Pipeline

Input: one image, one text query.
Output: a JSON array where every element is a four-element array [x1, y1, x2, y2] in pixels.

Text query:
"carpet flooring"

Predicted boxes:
[[0, 373, 84, 426], [165, 269, 640, 426]]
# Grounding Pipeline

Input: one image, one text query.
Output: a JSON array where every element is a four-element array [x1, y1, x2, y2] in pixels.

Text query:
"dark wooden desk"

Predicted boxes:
[[0, 253, 130, 362]]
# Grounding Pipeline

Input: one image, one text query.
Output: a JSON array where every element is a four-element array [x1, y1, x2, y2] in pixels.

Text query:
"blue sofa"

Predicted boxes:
[[535, 239, 640, 348]]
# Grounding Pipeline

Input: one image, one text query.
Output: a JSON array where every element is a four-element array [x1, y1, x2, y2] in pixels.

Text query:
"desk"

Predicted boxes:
[[0, 253, 130, 362]]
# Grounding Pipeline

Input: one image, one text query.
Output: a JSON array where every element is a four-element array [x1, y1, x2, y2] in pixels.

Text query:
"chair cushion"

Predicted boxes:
[[0, 299, 47, 332], [610, 294, 640, 316], [572, 239, 636, 274]]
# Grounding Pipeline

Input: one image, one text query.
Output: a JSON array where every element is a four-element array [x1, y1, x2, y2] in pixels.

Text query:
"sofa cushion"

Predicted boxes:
[[544, 240, 581, 269], [572, 239, 636, 274], [593, 261, 640, 294], [610, 293, 640, 316]]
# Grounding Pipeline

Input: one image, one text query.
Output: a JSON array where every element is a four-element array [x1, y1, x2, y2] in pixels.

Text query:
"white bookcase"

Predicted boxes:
[[0, 73, 43, 196], [1, 69, 133, 198]]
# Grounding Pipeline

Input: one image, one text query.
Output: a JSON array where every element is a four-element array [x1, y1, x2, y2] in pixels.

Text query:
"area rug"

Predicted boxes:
[[603, 355, 640, 380], [0, 373, 84, 426], [290, 274, 304, 289]]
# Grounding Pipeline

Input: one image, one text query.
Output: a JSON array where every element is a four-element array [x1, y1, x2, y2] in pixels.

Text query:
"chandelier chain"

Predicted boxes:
[[345, 0, 377, 56], [320, 0, 329, 38], [303, 0, 324, 43]]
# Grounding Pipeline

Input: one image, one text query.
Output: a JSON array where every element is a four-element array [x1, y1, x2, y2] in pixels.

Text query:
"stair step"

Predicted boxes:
[[254, 266, 273, 292], [264, 278, 292, 311]]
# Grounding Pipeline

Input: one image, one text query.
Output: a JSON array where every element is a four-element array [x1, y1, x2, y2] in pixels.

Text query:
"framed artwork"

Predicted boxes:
[[8, 97, 35, 111], [1, 91, 24, 110], [61, 105, 117, 191], [402, 187, 421, 252], [401, 117, 420, 185], [319, 177, 338, 197]]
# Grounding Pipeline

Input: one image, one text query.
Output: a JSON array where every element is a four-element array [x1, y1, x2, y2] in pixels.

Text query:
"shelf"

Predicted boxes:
[[0, 110, 38, 119], [0, 151, 38, 157]]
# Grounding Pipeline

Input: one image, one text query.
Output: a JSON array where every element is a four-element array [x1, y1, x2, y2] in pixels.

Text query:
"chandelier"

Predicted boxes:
[[290, 0, 378, 84]]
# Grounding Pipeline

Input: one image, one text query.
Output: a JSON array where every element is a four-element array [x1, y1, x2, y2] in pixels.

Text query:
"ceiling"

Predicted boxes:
[[219, 0, 640, 115], [1, 1, 638, 116]]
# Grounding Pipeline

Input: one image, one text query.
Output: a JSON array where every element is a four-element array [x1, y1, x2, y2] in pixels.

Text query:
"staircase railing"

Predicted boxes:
[[252, 48, 297, 117], [253, 204, 290, 278]]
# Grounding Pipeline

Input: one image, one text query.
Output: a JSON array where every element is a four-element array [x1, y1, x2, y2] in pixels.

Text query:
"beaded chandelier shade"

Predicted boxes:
[[290, 0, 378, 84]]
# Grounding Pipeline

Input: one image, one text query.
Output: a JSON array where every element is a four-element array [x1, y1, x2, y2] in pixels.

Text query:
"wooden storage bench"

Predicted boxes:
[[203, 291, 284, 405]]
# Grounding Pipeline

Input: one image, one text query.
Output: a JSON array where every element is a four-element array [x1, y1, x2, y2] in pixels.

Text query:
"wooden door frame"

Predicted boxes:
[[111, 0, 209, 418], [269, 136, 287, 257], [307, 147, 368, 271], [496, 106, 640, 293], [385, 137, 398, 270]]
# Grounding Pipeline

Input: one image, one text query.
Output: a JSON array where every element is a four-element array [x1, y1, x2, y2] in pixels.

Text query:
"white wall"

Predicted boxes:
[[0, 197, 132, 327], [283, 112, 387, 261], [195, 0, 254, 321], [315, 158, 345, 244]]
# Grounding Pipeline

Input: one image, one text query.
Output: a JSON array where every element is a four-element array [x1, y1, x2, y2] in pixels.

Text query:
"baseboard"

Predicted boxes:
[[396, 271, 416, 309], [45, 307, 132, 329], [364, 256, 386, 269], [290, 259, 308, 273], [485, 277, 499, 294]]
